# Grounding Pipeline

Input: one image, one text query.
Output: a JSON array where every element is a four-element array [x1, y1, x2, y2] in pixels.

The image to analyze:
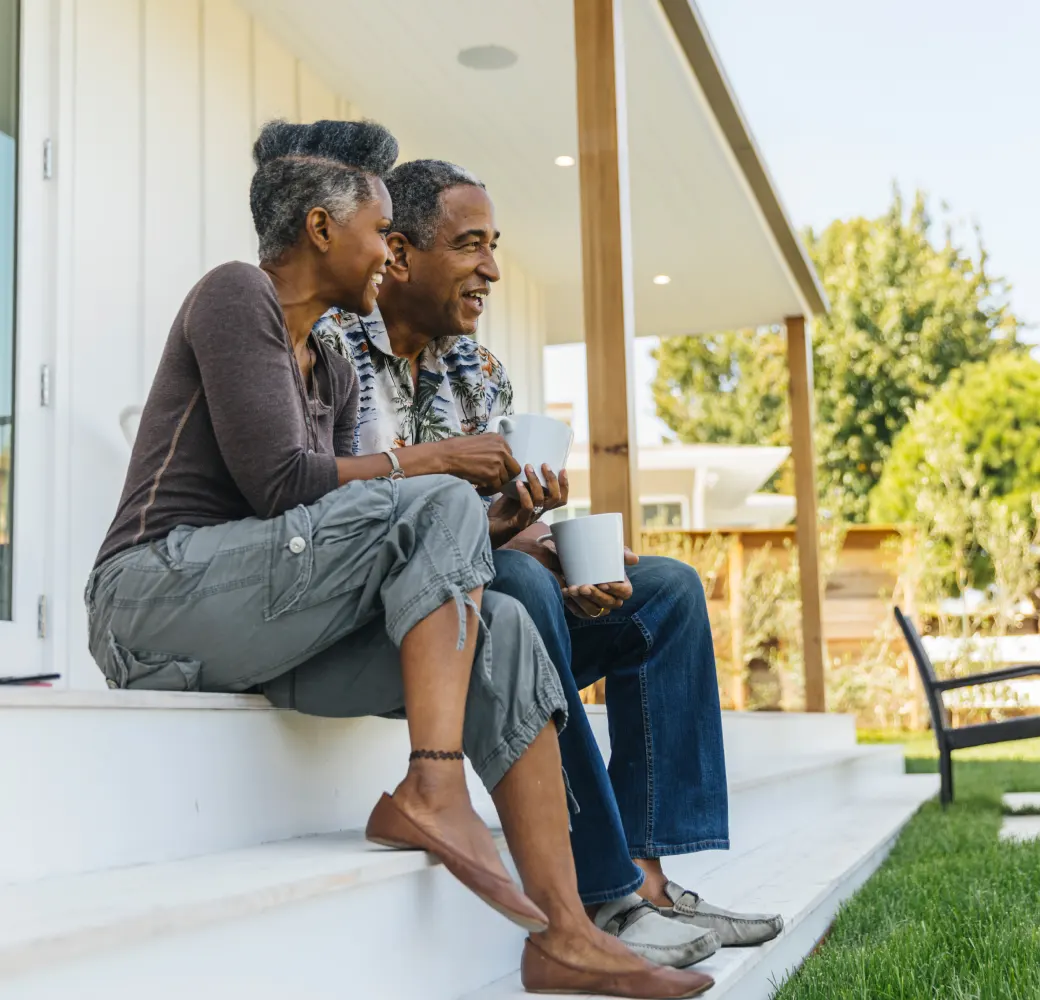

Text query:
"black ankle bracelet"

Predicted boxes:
[[409, 749, 464, 762]]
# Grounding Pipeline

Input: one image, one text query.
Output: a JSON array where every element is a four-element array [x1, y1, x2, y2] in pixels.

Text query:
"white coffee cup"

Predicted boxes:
[[487, 413, 574, 498], [540, 513, 625, 588]]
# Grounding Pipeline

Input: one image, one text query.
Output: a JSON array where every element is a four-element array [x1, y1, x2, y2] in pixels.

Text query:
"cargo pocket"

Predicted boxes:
[[264, 483, 394, 621], [265, 504, 315, 621], [102, 630, 203, 691]]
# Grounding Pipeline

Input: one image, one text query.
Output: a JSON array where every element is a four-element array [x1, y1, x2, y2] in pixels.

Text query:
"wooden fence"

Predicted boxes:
[[580, 525, 906, 708]]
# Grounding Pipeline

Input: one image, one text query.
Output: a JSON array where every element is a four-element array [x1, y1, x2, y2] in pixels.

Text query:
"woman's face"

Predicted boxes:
[[324, 176, 393, 314]]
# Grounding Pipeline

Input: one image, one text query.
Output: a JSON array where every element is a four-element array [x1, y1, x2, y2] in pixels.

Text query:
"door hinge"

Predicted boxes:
[[39, 364, 51, 407], [37, 596, 48, 639], [42, 139, 54, 180]]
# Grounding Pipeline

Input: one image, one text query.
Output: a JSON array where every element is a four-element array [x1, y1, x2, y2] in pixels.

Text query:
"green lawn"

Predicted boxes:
[[772, 734, 1040, 1000]]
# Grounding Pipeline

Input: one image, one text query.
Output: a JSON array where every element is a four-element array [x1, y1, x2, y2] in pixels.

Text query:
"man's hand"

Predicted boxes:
[[504, 530, 640, 620], [563, 546, 640, 619], [487, 466, 569, 548], [438, 433, 522, 493]]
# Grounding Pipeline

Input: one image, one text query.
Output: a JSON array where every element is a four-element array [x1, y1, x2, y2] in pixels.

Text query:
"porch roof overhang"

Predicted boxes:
[[236, 0, 828, 344]]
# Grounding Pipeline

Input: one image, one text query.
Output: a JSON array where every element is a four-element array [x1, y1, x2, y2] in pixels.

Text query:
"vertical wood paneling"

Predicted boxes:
[[477, 248, 549, 417], [253, 20, 298, 128], [201, 0, 254, 268], [489, 253, 513, 397], [142, 0, 202, 382], [508, 263, 530, 413], [69, 0, 143, 654], [54, 0, 556, 686], [297, 61, 337, 123], [527, 283, 545, 414]]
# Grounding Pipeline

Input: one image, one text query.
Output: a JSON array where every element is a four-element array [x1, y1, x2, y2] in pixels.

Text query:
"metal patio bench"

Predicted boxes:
[[895, 606, 1040, 806]]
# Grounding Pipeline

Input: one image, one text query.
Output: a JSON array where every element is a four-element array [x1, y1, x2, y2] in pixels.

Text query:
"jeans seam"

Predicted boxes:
[[630, 837, 730, 858], [630, 610, 655, 856], [579, 871, 646, 907]]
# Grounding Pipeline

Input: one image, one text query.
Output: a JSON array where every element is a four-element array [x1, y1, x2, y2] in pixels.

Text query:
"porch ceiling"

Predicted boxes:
[[238, 0, 824, 343]]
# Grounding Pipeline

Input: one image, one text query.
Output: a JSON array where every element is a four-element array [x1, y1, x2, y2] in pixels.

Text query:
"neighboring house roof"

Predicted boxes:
[[565, 442, 795, 528]]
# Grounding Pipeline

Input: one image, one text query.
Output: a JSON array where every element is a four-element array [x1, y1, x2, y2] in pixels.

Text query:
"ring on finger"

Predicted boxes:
[[532, 505, 544, 518]]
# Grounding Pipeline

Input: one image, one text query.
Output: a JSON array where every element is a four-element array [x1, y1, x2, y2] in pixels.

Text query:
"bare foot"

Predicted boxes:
[[534, 919, 657, 975], [390, 761, 505, 877]]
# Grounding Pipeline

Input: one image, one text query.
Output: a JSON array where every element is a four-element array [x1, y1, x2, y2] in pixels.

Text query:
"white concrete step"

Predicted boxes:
[[464, 775, 939, 1000], [0, 690, 859, 885], [0, 747, 929, 999], [0, 831, 521, 1000]]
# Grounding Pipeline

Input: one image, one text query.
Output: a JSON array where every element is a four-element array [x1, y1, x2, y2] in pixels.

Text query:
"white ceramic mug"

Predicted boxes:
[[540, 513, 625, 588], [487, 413, 574, 498]]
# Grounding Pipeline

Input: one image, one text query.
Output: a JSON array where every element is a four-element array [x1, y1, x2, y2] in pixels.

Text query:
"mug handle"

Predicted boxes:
[[488, 415, 513, 435]]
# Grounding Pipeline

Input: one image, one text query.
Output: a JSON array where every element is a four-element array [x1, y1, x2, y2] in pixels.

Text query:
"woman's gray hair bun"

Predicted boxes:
[[249, 119, 398, 262]]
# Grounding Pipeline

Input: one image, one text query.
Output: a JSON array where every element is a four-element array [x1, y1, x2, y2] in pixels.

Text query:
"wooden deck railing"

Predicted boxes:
[[580, 524, 907, 708]]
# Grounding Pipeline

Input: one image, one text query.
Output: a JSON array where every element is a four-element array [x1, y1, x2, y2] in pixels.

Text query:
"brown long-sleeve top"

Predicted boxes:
[[95, 262, 359, 568]]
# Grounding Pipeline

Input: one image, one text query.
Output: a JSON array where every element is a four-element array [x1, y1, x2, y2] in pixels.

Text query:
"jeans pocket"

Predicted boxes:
[[101, 630, 203, 691]]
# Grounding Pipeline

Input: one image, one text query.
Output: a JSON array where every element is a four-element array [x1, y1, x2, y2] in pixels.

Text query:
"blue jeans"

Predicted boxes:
[[490, 550, 729, 905]]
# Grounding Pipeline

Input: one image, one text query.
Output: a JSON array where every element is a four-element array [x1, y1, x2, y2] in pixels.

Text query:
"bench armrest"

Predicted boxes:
[[935, 664, 1040, 692]]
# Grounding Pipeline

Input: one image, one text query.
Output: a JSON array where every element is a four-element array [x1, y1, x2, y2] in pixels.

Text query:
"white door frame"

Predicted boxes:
[[0, 0, 55, 676]]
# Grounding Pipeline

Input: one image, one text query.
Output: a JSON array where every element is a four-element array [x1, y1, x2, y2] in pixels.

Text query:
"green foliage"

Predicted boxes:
[[651, 190, 1020, 520], [871, 354, 1040, 526], [652, 326, 790, 447]]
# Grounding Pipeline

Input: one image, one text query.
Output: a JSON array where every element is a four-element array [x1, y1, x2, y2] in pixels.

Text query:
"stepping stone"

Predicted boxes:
[[999, 815, 1040, 842], [1003, 792, 1040, 814]]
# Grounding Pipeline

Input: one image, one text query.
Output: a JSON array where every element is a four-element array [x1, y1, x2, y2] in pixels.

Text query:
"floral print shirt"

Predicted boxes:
[[311, 306, 515, 457]]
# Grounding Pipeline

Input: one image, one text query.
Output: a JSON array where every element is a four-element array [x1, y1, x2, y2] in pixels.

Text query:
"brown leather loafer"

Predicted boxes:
[[521, 936, 714, 997], [365, 792, 549, 932]]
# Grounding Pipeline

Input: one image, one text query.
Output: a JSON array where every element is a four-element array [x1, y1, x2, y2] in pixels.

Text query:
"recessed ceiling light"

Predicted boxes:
[[457, 45, 518, 70], [554, 155, 575, 167], [653, 274, 671, 285]]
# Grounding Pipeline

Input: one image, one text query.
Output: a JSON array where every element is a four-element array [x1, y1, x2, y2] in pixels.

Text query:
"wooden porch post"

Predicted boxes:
[[727, 534, 747, 711], [786, 315, 826, 712], [573, 0, 640, 549]]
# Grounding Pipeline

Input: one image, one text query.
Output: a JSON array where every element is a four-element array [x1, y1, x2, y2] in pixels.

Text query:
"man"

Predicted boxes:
[[313, 160, 783, 968]]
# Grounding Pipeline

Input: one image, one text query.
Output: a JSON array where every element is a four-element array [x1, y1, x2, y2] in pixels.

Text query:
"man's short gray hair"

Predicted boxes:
[[385, 159, 485, 250], [250, 119, 398, 262]]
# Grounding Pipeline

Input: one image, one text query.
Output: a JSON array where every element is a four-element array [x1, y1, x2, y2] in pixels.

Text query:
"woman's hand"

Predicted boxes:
[[440, 434, 522, 493], [487, 466, 569, 548], [337, 435, 518, 490]]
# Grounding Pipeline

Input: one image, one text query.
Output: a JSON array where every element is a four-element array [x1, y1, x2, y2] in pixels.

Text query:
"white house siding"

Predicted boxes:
[[478, 251, 547, 417], [36, 0, 548, 686]]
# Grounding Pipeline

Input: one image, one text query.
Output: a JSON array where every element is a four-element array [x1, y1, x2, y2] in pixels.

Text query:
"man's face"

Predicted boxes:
[[406, 185, 501, 338]]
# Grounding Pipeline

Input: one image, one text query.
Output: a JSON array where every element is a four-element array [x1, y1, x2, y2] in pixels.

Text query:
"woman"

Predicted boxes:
[[85, 119, 711, 998]]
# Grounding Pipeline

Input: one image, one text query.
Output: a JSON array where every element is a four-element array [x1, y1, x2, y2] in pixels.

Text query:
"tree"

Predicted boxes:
[[870, 354, 1040, 526], [651, 190, 1021, 520]]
